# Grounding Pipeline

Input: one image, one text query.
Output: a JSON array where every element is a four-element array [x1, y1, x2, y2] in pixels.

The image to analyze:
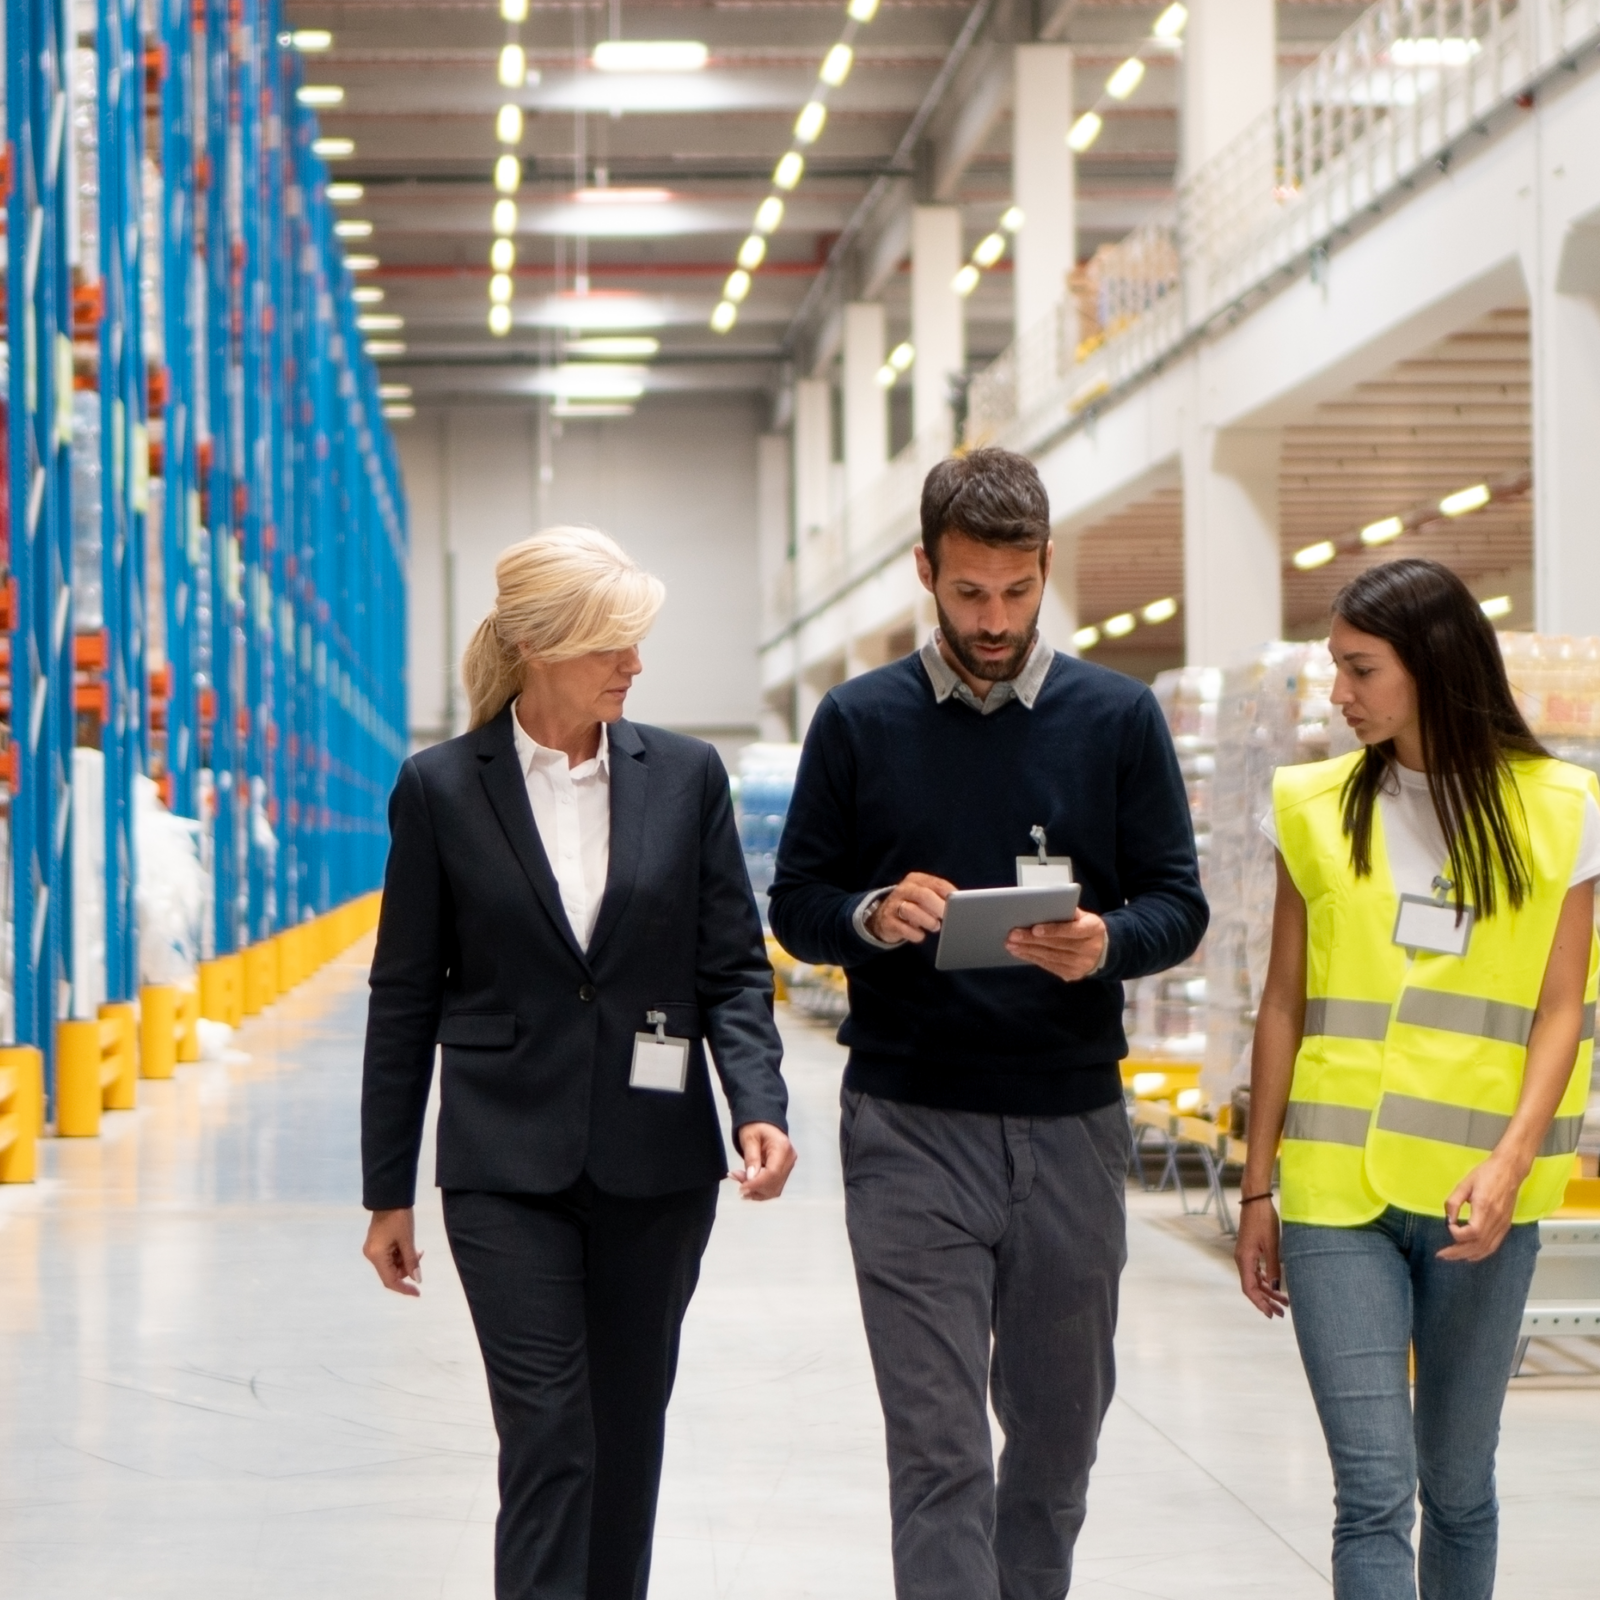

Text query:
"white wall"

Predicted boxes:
[[397, 396, 765, 752]]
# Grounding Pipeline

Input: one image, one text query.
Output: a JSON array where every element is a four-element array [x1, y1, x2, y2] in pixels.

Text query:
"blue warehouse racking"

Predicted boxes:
[[0, 0, 407, 1151]]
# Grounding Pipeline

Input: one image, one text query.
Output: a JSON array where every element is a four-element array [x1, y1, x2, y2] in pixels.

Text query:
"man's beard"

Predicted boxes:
[[935, 600, 1039, 683]]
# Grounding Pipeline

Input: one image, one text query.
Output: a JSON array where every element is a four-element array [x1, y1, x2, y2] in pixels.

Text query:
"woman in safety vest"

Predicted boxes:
[[1235, 558, 1598, 1600]]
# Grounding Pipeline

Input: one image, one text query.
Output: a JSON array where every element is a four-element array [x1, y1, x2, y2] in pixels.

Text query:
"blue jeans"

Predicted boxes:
[[1280, 1209, 1538, 1600]]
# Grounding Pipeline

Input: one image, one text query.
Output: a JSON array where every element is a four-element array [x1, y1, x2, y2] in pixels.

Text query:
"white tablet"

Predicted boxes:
[[934, 883, 1082, 971]]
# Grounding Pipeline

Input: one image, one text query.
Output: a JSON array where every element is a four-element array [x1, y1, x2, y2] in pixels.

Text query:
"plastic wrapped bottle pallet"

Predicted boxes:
[[736, 743, 802, 932]]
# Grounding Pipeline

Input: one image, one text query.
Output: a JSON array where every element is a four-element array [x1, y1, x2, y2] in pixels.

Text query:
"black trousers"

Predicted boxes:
[[443, 1178, 719, 1600]]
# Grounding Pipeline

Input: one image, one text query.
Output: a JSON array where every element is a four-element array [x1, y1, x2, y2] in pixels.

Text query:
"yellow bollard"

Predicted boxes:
[[242, 942, 276, 1016], [140, 986, 178, 1079], [56, 1020, 107, 1137], [99, 1003, 139, 1110], [176, 985, 201, 1062], [199, 958, 232, 1023], [0, 1045, 44, 1182]]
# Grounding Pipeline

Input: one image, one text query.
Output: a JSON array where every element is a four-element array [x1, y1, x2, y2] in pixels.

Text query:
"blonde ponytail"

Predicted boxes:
[[463, 526, 666, 730]]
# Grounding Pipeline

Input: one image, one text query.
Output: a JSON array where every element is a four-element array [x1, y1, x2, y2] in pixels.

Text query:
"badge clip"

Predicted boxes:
[[645, 1008, 669, 1043], [1018, 825, 1074, 887]]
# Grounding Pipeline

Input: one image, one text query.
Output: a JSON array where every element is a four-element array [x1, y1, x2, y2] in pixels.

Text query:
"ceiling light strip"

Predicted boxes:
[[1066, 2, 1186, 156], [1072, 595, 1181, 653]]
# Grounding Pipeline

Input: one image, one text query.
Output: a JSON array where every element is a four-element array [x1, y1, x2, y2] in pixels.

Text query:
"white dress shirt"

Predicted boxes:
[[510, 700, 612, 948]]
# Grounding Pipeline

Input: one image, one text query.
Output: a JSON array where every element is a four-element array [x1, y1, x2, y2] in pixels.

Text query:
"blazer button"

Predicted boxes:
[[578, 983, 597, 1002]]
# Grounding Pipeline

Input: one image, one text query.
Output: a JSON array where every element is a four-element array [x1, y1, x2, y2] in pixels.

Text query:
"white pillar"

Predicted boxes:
[[843, 302, 888, 501], [1182, 418, 1282, 666], [756, 432, 791, 640], [1531, 217, 1600, 634], [1041, 529, 1078, 649], [1182, 0, 1276, 176], [1012, 45, 1075, 345], [792, 378, 832, 608], [912, 206, 965, 451]]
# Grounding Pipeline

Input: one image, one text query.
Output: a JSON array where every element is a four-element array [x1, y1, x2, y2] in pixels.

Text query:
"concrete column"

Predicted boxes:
[[1181, 0, 1276, 177], [792, 378, 832, 607], [1040, 529, 1078, 649], [843, 302, 888, 501], [912, 206, 965, 451], [1012, 45, 1075, 347], [756, 432, 791, 639], [1182, 419, 1282, 666], [1531, 216, 1600, 634]]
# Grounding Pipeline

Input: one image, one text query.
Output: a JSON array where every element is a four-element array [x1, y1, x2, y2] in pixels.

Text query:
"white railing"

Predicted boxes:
[[967, 0, 1600, 447]]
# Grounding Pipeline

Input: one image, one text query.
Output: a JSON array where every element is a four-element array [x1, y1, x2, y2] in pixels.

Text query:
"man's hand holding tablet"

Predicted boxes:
[[866, 870, 1108, 982]]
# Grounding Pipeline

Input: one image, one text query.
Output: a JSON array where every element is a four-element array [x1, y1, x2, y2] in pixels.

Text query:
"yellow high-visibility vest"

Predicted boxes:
[[1272, 751, 1597, 1226]]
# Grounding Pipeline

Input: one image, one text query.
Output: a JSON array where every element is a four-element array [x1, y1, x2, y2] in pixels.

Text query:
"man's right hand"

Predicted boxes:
[[864, 872, 956, 946]]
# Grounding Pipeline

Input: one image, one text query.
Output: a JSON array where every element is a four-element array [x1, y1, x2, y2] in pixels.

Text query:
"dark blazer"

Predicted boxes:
[[361, 706, 787, 1209]]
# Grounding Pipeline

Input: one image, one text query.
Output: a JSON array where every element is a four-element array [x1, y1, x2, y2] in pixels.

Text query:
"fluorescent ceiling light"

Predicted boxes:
[[737, 234, 767, 270], [352, 286, 384, 304], [564, 336, 660, 357], [1480, 594, 1513, 619], [548, 292, 665, 330], [1105, 57, 1146, 100], [366, 340, 406, 356], [795, 101, 828, 144], [497, 105, 524, 144], [357, 313, 403, 331], [313, 136, 354, 158], [1152, 3, 1188, 40], [711, 301, 738, 333], [847, 0, 879, 20], [334, 219, 372, 238], [592, 39, 708, 72], [291, 29, 332, 50], [555, 363, 647, 398], [379, 384, 412, 399], [382, 403, 415, 419], [1293, 540, 1337, 569], [501, 0, 527, 19], [1391, 36, 1482, 66], [1103, 612, 1137, 638], [1142, 596, 1178, 624], [724, 269, 751, 302], [327, 181, 363, 202], [754, 197, 784, 234], [972, 231, 1006, 268], [1439, 482, 1491, 516], [495, 155, 521, 194], [1361, 514, 1404, 545], [573, 186, 673, 204], [773, 152, 805, 190], [489, 273, 513, 305], [1000, 205, 1024, 232], [1072, 626, 1101, 651], [498, 44, 526, 88], [489, 304, 513, 336], [888, 341, 914, 371], [490, 238, 516, 272], [344, 253, 378, 270], [297, 85, 344, 107], [820, 44, 853, 86], [554, 401, 636, 418], [875, 364, 897, 389], [493, 199, 518, 235], [1067, 111, 1103, 152], [952, 263, 981, 296]]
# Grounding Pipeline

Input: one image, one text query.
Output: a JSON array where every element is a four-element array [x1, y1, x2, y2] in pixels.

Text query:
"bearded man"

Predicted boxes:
[[768, 447, 1207, 1600]]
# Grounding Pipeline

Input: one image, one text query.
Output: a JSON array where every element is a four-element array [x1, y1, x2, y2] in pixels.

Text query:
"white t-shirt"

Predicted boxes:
[[1260, 760, 1600, 898]]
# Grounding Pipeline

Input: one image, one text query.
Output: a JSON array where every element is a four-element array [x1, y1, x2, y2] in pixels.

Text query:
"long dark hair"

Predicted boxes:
[[1333, 559, 1547, 918]]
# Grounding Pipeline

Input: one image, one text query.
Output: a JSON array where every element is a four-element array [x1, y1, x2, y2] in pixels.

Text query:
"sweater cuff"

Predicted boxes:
[[850, 887, 898, 951]]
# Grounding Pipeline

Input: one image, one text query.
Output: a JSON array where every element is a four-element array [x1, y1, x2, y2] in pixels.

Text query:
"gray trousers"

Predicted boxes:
[[841, 1088, 1129, 1600]]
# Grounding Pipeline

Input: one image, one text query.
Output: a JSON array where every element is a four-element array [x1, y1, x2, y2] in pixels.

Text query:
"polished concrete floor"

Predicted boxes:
[[2, 945, 1597, 1597]]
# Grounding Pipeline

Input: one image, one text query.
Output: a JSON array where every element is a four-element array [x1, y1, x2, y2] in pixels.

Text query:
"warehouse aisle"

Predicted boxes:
[[1, 953, 1595, 1598]]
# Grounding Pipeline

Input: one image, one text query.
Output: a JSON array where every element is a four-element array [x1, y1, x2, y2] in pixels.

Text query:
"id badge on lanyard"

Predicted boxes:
[[631, 1010, 690, 1094], [1393, 874, 1474, 959]]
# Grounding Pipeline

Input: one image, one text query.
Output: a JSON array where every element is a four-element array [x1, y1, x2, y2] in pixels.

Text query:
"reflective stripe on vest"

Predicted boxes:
[[1396, 988, 1535, 1046], [1375, 1094, 1585, 1158], [1303, 998, 1391, 1041], [1283, 1101, 1370, 1146]]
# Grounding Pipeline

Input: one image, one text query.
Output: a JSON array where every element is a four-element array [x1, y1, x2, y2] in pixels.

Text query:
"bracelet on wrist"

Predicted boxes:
[[1239, 1190, 1275, 1206]]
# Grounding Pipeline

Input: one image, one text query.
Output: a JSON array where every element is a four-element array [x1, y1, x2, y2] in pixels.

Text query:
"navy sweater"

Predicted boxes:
[[768, 650, 1208, 1114]]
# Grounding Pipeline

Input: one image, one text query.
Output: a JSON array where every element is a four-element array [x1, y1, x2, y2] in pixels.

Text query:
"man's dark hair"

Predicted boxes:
[[919, 448, 1051, 569]]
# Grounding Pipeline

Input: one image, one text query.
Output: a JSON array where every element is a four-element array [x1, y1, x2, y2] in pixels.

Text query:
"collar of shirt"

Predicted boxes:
[[919, 630, 1055, 715], [509, 701, 611, 782]]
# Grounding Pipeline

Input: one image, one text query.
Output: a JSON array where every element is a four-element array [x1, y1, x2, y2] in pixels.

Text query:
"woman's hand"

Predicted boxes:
[[364, 1207, 424, 1296], [729, 1122, 797, 1201], [1234, 1199, 1289, 1318], [1439, 1155, 1527, 1262]]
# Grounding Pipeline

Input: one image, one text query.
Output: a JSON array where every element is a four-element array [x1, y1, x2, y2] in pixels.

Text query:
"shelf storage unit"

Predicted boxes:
[[2, 0, 407, 1119]]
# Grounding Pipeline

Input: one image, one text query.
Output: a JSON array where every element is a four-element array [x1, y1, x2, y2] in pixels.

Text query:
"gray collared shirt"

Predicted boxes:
[[919, 630, 1055, 714]]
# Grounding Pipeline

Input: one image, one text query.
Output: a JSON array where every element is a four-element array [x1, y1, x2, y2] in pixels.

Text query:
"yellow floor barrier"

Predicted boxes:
[[57, 1006, 138, 1137], [241, 941, 277, 1016], [199, 953, 245, 1027], [140, 987, 178, 1079], [0, 1046, 43, 1182]]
